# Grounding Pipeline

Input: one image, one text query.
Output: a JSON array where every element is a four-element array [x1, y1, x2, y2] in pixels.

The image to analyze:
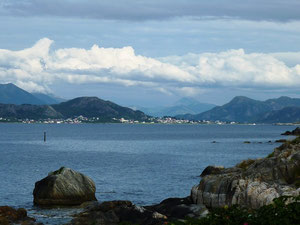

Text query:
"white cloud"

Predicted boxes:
[[271, 52, 300, 67], [0, 38, 299, 95], [162, 49, 300, 88]]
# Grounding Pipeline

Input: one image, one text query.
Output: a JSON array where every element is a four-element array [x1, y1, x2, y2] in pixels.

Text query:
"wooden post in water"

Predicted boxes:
[[44, 132, 46, 142]]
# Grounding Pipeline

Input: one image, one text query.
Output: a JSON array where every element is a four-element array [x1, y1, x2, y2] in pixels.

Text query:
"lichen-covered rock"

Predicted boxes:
[[33, 167, 97, 206], [191, 137, 300, 209]]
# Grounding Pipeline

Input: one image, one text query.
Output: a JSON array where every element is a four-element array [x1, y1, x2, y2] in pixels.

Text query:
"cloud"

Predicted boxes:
[[0, 38, 300, 95], [1, 0, 300, 22], [271, 52, 300, 67], [161, 50, 300, 88]]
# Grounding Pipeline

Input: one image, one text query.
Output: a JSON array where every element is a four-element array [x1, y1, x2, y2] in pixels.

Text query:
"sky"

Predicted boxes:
[[0, 0, 300, 107]]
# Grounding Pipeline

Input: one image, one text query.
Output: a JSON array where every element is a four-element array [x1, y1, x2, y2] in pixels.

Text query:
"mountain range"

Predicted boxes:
[[132, 97, 216, 117], [177, 96, 300, 123], [0, 83, 63, 105], [0, 83, 299, 123], [0, 83, 148, 121], [0, 96, 149, 122], [32, 92, 65, 105], [52, 97, 148, 121]]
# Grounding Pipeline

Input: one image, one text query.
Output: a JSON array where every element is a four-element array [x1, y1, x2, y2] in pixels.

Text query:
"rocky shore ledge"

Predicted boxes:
[[1, 128, 299, 225], [192, 132, 300, 209], [0, 206, 41, 225], [69, 129, 300, 225]]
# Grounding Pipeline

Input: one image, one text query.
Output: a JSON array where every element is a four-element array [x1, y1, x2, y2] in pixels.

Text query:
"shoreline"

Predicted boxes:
[[0, 121, 299, 125], [1, 128, 299, 224]]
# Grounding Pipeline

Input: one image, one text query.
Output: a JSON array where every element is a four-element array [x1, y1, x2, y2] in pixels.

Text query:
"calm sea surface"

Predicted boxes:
[[0, 124, 297, 224]]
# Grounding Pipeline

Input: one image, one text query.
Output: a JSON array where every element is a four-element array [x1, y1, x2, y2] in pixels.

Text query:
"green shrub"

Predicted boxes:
[[236, 159, 255, 170], [168, 196, 300, 225], [267, 152, 274, 158]]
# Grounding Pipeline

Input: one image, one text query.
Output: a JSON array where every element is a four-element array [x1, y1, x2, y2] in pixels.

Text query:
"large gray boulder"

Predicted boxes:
[[191, 137, 300, 209], [33, 167, 97, 206]]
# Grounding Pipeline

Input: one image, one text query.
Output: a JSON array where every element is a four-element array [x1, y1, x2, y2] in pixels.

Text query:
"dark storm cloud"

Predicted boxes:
[[1, 0, 300, 21]]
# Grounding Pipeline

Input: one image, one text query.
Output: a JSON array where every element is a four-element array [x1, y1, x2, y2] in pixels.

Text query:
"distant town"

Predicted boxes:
[[0, 115, 275, 125]]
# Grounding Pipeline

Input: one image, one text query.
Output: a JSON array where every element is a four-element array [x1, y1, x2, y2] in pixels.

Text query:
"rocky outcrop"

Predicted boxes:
[[69, 197, 208, 225], [33, 167, 97, 206], [0, 206, 41, 225], [282, 127, 300, 136], [191, 137, 300, 209], [69, 200, 164, 225], [200, 166, 224, 177], [147, 197, 208, 220], [275, 139, 287, 143]]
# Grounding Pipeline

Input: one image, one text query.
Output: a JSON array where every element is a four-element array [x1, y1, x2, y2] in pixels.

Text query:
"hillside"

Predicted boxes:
[[32, 93, 65, 104], [0, 104, 62, 119], [181, 96, 300, 123], [0, 83, 66, 105], [0, 83, 45, 105], [0, 96, 149, 122], [258, 106, 300, 123], [265, 96, 300, 110], [193, 96, 270, 123], [52, 97, 149, 121]]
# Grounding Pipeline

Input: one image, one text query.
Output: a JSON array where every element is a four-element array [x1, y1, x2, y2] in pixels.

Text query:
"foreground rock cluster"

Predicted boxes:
[[69, 197, 208, 225], [0, 206, 41, 225], [191, 134, 300, 209]]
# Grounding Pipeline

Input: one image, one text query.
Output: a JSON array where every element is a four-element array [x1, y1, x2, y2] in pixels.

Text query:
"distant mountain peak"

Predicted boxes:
[[133, 98, 216, 117], [1, 82, 15, 87], [0, 83, 20, 89], [175, 97, 201, 106], [66, 97, 104, 105], [0, 83, 45, 105], [185, 95, 300, 123], [52, 96, 149, 120], [75, 96, 100, 101], [277, 96, 291, 100], [31, 92, 64, 105], [0, 83, 66, 105], [230, 96, 254, 102]]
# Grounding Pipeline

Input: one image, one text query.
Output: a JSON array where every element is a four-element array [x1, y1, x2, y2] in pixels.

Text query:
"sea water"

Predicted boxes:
[[0, 124, 297, 224]]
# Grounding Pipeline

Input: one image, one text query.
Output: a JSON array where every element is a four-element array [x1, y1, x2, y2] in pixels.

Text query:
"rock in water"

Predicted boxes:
[[281, 127, 300, 136], [33, 167, 97, 206], [191, 137, 300, 209], [0, 206, 39, 225]]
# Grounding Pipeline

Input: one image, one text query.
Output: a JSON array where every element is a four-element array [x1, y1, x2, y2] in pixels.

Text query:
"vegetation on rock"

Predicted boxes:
[[169, 196, 300, 225]]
